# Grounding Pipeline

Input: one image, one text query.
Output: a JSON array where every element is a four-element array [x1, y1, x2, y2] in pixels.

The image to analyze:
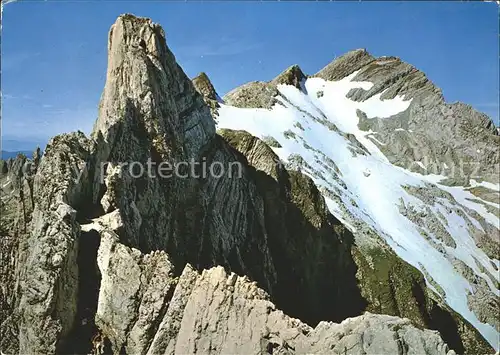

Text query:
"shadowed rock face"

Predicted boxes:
[[0, 14, 494, 355], [217, 129, 367, 325]]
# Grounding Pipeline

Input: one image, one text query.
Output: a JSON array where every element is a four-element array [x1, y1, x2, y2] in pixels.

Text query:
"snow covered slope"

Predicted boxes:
[[216, 71, 500, 349]]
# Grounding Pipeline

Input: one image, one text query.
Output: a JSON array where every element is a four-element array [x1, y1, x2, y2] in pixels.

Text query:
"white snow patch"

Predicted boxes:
[[416, 162, 427, 170]]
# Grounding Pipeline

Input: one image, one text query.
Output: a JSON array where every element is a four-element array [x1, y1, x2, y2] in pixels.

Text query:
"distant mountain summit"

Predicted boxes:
[[223, 64, 307, 109], [223, 48, 499, 185], [1, 14, 497, 355], [217, 45, 499, 351]]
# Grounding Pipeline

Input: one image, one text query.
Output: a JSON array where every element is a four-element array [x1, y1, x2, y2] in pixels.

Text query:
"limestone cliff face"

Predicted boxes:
[[92, 14, 215, 162], [92, 232, 456, 355], [0, 134, 92, 354], [0, 14, 495, 355]]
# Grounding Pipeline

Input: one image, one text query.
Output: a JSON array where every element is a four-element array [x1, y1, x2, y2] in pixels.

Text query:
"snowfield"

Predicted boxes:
[[216, 72, 500, 349]]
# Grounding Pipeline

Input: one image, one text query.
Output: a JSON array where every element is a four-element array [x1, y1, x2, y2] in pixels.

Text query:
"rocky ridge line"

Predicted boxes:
[[225, 48, 499, 184], [92, 230, 457, 355]]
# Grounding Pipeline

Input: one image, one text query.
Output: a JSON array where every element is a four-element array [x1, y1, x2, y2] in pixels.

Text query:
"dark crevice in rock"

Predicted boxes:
[[411, 281, 429, 327], [58, 229, 102, 354], [428, 302, 465, 355], [76, 196, 105, 224]]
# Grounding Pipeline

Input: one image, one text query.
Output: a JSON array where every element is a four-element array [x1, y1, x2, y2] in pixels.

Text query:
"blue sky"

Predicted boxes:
[[1, 1, 499, 151]]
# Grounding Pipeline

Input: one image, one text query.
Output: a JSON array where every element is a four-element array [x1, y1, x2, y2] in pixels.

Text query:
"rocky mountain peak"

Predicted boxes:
[[315, 48, 443, 103], [222, 45, 498, 183], [192, 72, 219, 101], [92, 13, 215, 165], [271, 64, 307, 89], [222, 64, 307, 109], [315, 48, 375, 81], [192, 72, 221, 117]]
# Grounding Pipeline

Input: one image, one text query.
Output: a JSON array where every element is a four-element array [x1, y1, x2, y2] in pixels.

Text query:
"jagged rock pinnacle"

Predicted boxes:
[[223, 64, 307, 109], [271, 64, 307, 89], [91, 14, 215, 194], [192, 72, 221, 118], [192, 72, 219, 101]]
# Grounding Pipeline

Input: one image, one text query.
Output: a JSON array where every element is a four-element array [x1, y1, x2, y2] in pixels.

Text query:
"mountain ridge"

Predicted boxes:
[[0, 14, 497, 355], [221, 48, 497, 133], [215, 29, 499, 350]]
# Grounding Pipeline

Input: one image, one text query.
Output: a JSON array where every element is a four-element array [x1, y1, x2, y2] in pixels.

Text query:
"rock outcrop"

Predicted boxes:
[[315, 48, 375, 82], [224, 64, 307, 109], [318, 52, 500, 184], [0, 134, 93, 354], [93, 234, 456, 355], [192, 72, 221, 118], [0, 152, 37, 354]]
